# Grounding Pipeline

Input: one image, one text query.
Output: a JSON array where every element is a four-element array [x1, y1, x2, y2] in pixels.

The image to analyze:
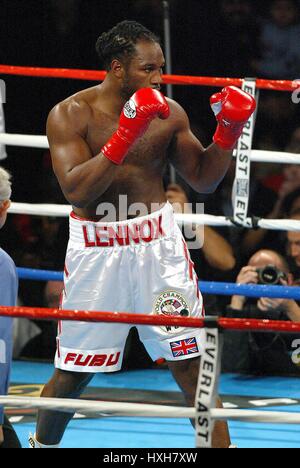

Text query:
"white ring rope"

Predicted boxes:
[[0, 133, 48, 149], [8, 203, 300, 232], [236, 150, 300, 165], [0, 396, 193, 418], [0, 132, 300, 164], [9, 202, 72, 217], [1, 396, 300, 424]]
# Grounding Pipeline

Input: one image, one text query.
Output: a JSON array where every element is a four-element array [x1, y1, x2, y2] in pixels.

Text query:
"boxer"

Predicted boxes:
[[31, 20, 255, 448]]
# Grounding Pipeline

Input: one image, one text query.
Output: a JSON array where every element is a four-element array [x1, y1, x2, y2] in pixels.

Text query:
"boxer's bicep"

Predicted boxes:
[[50, 132, 93, 191], [168, 106, 205, 186], [47, 102, 93, 193]]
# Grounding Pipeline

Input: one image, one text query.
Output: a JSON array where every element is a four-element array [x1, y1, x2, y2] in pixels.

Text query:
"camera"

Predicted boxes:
[[256, 264, 287, 285]]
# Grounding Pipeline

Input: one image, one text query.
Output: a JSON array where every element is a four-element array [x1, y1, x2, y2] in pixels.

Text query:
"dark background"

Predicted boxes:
[[1, 1, 300, 371], [0, 0, 299, 202]]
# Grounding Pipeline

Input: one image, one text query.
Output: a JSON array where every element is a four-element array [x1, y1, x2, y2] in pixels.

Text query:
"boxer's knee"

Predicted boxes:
[[42, 369, 93, 399], [168, 357, 200, 406]]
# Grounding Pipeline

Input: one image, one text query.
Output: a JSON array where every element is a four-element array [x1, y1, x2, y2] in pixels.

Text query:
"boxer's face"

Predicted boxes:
[[120, 40, 165, 99]]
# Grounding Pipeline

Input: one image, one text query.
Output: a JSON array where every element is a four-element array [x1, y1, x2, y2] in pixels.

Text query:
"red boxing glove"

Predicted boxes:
[[101, 88, 170, 165], [210, 86, 256, 151]]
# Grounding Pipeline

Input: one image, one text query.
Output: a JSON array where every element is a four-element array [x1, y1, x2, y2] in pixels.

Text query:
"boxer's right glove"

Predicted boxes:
[[210, 86, 256, 151], [101, 88, 170, 165]]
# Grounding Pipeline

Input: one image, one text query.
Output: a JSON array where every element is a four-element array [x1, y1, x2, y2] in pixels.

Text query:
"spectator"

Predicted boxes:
[[223, 249, 300, 375], [240, 160, 300, 258], [201, 160, 280, 260], [0, 167, 21, 447], [258, 127, 300, 217], [286, 209, 300, 281], [254, 0, 300, 79], [209, 0, 260, 77]]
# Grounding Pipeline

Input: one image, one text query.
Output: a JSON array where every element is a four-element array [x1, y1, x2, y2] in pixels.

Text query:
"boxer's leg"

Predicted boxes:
[[35, 369, 93, 446], [168, 357, 231, 448]]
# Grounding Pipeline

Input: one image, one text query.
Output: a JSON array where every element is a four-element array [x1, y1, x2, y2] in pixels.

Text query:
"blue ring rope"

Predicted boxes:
[[17, 267, 300, 300]]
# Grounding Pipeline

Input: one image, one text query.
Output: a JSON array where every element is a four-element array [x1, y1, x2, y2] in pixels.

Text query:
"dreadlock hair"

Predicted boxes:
[[95, 20, 160, 71]]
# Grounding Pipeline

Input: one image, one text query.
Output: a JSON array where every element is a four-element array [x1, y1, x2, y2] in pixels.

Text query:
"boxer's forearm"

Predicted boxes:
[[61, 153, 118, 208], [195, 143, 233, 193]]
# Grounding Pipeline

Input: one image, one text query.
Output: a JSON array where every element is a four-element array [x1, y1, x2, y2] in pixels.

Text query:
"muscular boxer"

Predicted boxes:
[[31, 21, 255, 448], [0, 168, 21, 448]]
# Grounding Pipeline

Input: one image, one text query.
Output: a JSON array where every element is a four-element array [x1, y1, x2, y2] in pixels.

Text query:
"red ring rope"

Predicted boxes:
[[0, 65, 298, 92], [0, 306, 300, 333]]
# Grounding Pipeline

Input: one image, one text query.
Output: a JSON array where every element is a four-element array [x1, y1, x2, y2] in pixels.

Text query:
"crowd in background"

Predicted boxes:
[[1, 0, 300, 374]]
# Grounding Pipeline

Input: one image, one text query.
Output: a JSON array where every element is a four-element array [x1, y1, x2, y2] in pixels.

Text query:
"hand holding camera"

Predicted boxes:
[[231, 264, 288, 312], [230, 266, 258, 310]]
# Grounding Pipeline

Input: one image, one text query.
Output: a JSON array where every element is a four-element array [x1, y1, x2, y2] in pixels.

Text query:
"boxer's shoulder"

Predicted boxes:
[[47, 89, 97, 136], [47, 85, 111, 136], [165, 98, 191, 130], [49, 95, 92, 122]]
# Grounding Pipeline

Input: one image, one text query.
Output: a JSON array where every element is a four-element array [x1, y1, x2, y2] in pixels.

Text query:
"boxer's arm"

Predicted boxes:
[[48, 100, 118, 208], [168, 102, 233, 193]]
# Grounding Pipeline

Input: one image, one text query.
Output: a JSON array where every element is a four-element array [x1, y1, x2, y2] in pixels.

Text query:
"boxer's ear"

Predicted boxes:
[[111, 59, 124, 79]]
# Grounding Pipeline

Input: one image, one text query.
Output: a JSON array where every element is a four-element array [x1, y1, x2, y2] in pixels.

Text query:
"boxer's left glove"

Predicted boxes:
[[101, 88, 170, 165], [210, 86, 256, 151]]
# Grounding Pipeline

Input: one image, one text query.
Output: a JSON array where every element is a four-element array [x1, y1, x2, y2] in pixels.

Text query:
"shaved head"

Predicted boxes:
[[248, 249, 290, 274]]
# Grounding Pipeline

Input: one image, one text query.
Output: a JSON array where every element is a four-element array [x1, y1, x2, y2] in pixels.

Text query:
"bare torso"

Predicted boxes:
[[59, 85, 177, 220]]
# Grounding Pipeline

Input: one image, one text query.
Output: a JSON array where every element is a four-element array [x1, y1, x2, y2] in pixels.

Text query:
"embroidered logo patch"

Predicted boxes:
[[154, 291, 190, 333], [123, 99, 136, 119], [236, 179, 249, 197]]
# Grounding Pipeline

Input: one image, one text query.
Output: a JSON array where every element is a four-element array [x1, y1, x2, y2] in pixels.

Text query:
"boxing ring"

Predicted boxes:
[[0, 65, 300, 448]]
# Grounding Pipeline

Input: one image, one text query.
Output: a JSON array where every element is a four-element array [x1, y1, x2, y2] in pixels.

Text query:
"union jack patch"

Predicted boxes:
[[170, 337, 199, 357]]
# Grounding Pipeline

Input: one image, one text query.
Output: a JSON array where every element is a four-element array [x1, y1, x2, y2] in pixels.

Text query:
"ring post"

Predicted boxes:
[[232, 78, 257, 228], [162, 0, 176, 184], [195, 317, 222, 448]]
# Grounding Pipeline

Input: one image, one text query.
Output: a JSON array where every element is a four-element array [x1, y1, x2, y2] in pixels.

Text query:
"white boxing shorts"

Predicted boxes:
[[55, 202, 205, 373]]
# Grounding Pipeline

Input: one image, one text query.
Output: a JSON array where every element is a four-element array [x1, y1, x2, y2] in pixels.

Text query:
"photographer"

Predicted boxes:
[[222, 249, 300, 375]]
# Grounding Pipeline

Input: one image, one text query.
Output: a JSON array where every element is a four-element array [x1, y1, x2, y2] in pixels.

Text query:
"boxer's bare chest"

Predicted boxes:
[[86, 109, 174, 167], [79, 104, 175, 217]]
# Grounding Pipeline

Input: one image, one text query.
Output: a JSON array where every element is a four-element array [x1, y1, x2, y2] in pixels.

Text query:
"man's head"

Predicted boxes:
[[96, 21, 164, 99], [220, 0, 252, 26], [270, 0, 299, 28], [248, 249, 292, 285], [0, 167, 11, 230]]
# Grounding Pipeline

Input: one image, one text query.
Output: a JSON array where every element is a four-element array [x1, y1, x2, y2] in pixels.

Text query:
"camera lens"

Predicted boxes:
[[258, 265, 280, 285]]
